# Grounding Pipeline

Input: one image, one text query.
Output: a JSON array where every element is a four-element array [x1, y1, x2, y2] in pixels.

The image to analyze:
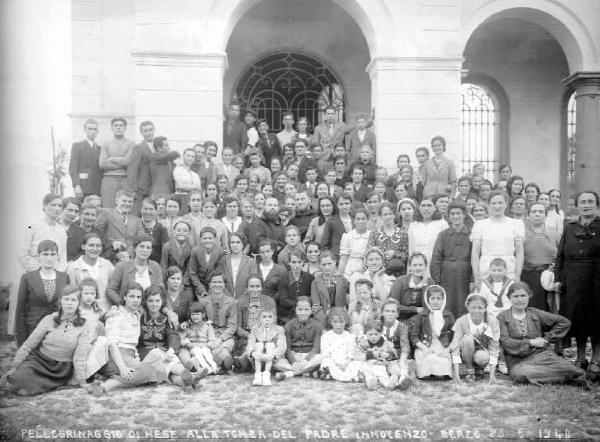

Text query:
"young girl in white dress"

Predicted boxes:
[[319, 308, 362, 382]]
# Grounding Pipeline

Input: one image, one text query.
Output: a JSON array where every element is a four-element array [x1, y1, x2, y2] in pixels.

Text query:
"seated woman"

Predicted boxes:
[[3, 285, 93, 395], [16, 239, 70, 346], [449, 294, 500, 384], [137, 285, 199, 390], [497, 282, 588, 388], [348, 248, 394, 306], [86, 283, 165, 395], [310, 250, 349, 327], [164, 266, 195, 324], [389, 252, 434, 329], [234, 277, 276, 372], [411, 285, 455, 379]]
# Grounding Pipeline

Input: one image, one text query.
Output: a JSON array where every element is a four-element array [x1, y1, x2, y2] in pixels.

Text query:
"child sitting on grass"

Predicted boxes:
[[275, 297, 323, 381], [178, 302, 216, 375], [380, 299, 413, 390], [362, 319, 398, 389], [246, 308, 286, 386], [411, 285, 455, 380], [319, 307, 362, 382], [449, 294, 500, 384], [78, 278, 109, 380]]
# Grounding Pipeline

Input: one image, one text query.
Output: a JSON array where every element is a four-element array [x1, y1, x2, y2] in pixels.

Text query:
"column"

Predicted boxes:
[[563, 72, 600, 193], [367, 56, 463, 173], [131, 51, 227, 151], [0, 0, 71, 286]]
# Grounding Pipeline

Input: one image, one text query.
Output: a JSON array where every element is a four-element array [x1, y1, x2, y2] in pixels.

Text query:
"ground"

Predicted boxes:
[[1, 335, 600, 442]]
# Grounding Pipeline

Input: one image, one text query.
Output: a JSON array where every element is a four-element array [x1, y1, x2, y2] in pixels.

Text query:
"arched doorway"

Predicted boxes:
[[234, 51, 345, 132]]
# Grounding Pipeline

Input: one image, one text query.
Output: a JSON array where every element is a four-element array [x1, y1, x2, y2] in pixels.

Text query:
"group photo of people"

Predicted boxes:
[[2, 102, 599, 401]]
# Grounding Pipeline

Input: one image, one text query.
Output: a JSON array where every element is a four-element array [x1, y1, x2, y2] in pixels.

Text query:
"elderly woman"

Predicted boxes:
[[430, 202, 472, 318], [471, 190, 524, 285], [554, 191, 600, 380], [367, 202, 408, 277], [11, 194, 68, 335], [497, 282, 588, 388], [15, 240, 70, 346], [67, 233, 114, 312], [164, 266, 195, 323], [3, 285, 93, 395], [521, 202, 556, 311], [106, 234, 163, 304], [421, 136, 457, 199], [348, 248, 394, 307]]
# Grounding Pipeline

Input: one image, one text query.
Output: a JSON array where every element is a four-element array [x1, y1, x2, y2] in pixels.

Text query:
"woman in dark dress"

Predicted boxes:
[[554, 191, 600, 381], [497, 282, 588, 388], [15, 240, 70, 346], [430, 202, 472, 318]]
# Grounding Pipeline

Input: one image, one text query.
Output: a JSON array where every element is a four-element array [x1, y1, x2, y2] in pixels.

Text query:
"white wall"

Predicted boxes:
[[464, 18, 570, 190]]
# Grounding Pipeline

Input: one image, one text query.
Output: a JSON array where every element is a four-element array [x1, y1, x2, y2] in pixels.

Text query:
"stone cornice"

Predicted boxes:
[[366, 56, 464, 78], [130, 51, 228, 71], [563, 71, 600, 88]]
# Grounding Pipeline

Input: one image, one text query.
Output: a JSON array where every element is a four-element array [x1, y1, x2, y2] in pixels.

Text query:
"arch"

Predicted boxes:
[[461, 0, 598, 73], [204, 0, 391, 57]]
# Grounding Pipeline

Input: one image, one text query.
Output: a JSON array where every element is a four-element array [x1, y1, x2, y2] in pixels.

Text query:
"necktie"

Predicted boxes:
[[386, 327, 391, 340], [214, 302, 220, 324]]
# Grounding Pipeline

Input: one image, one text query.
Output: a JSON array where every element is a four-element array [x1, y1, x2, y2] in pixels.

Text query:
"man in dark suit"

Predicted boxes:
[[69, 118, 102, 200], [294, 139, 318, 184], [222, 102, 248, 155], [128, 120, 155, 215], [321, 195, 353, 257], [248, 198, 286, 257], [95, 190, 142, 262]]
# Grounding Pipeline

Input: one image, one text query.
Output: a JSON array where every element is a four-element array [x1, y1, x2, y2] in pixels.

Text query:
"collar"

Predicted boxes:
[[142, 311, 168, 325], [409, 276, 427, 288], [449, 225, 468, 234]]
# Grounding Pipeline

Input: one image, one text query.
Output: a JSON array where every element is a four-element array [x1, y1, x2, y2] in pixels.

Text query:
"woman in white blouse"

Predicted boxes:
[[471, 190, 525, 288], [408, 198, 448, 264], [338, 209, 371, 279], [173, 148, 202, 194]]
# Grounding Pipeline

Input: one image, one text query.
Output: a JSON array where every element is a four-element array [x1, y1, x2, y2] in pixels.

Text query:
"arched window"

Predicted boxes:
[[566, 91, 576, 185], [234, 52, 345, 132], [461, 83, 499, 180]]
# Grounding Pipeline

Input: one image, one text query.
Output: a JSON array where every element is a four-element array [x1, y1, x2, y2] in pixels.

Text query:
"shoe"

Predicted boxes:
[[497, 363, 508, 375], [274, 372, 286, 382], [574, 375, 592, 391], [319, 368, 329, 381], [575, 359, 590, 371], [262, 372, 272, 386], [252, 373, 262, 386], [387, 374, 399, 390], [85, 380, 105, 397], [483, 365, 490, 373], [196, 368, 210, 380], [181, 370, 194, 392], [396, 377, 413, 391]]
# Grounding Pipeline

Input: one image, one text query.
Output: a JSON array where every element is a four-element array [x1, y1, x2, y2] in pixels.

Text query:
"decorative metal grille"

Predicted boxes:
[[566, 91, 576, 185], [235, 51, 344, 132], [461, 83, 498, 180]]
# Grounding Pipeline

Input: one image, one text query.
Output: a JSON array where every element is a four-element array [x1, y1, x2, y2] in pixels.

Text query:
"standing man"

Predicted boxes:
[[276, 111, 297, 148], [223, 102, 248, 155], [69, 118, 102, 200], [128, 120, 155, 215], [99, 117, 134, 208], [312, 106, 373, 161]]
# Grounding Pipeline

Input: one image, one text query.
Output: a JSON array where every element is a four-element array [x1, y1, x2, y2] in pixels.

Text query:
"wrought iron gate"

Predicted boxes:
[[235, 51, 344, 132]]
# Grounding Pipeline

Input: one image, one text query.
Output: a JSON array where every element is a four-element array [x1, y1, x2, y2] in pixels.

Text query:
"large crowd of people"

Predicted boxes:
[[2, 102, 599, 396]]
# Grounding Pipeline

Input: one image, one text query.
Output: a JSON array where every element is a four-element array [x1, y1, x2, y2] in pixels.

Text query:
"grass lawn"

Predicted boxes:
[[1, 340, 600, 442]]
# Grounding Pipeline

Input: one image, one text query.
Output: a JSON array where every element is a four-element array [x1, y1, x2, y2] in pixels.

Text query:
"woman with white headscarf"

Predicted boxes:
[[410, 285, 455, 379]]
